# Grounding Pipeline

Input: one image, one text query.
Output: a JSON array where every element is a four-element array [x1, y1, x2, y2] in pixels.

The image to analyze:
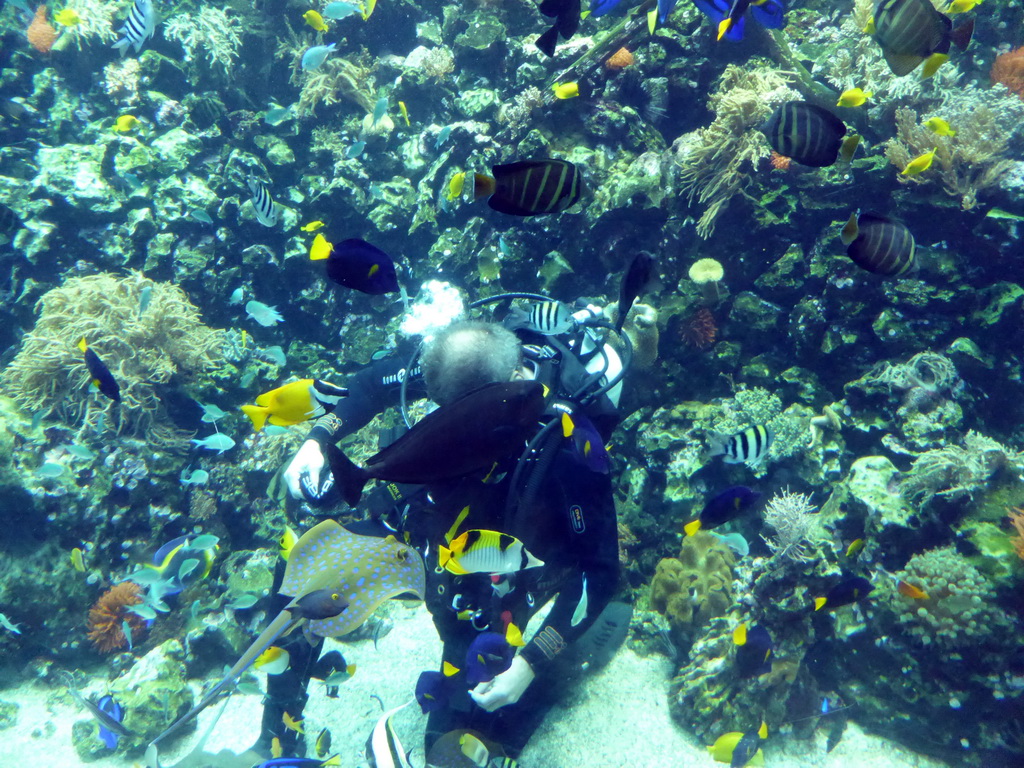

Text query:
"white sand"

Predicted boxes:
[[2, 603, 951, 768]]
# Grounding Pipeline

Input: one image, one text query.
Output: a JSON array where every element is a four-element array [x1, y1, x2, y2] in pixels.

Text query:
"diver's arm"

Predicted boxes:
[[519, 471, 620, 672]]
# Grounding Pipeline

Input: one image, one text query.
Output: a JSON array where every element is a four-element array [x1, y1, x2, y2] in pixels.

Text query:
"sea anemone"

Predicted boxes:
[[688, 258, 725, 304], [681, 308, 717, 349], [27, 5, 57, 54], [605, 47, 635, 71], [991, 46, 1024, 101], [87, 581, 146, 653]]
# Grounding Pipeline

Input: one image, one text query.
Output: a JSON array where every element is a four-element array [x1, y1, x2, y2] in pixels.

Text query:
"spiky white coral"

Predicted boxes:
[[164, 7, 242, 70], [762, 489, 825, 562]]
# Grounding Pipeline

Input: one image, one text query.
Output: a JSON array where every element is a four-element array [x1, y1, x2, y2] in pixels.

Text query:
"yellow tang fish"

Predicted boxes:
[[945, 0, 982, 14], [863, 16, 875, 34], [647, 7, 658, 34], [70, 547, 86, 572], [839, 134, 861, 163], [282, 711, 304, 734], [302, 10, 329, 32], [901, 149, 936, 176], [53, 8, 81, 26], [552, 81, 579, 99], [398, 100, 410, 126], [300, 220, 325, 232], [845, 538, 865, 558], [837, 87, 872, 107], [447, 172, 466, 202], [921, 52, 949, 79], [309, 233, 334, 261], [924, 117, 955, 137], [361, 0, 377, 21], [113, 114, 139, 133]]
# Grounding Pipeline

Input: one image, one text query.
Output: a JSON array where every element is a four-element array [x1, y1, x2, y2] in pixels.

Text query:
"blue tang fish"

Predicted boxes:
[[691, 0, 785, 40], [96, 695, 124, 749], [465, 632, 513, 686]]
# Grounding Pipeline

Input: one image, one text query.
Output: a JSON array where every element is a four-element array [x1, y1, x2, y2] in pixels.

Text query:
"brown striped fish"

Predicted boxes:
[[474, 159, 583, 216], [872, 0, 974, 77], [841, 211, 916, 276], [762, 102, 848, 168]]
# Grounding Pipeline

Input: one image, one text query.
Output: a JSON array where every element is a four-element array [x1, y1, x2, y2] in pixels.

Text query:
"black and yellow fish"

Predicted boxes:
[[814, 576, 874, 611], [78, 338, 121, 402], [841, 212, 916, 276], [474, 159, 583, 216], [872, 0, 974, 77], [733, 622, 773, 678], [763, 102, 848, 168]]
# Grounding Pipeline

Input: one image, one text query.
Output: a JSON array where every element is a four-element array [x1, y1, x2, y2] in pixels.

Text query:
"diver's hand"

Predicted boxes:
[[469, 655, 535, 712], [285, 439, 325, 499]]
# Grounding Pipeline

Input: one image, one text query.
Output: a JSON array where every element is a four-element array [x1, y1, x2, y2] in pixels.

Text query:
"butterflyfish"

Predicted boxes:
[[241, 379, 348, 431], [552, 81, 579, 99], [438, 530, 544, 576], [254, 646, 291, 675]]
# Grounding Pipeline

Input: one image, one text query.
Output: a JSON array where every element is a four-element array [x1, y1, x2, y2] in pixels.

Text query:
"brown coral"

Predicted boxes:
[[27, 6, 56, 54], [87, 581, 146, 653], [605, 47, 635, 71], [769, 151, 792, 172], [991, 46, 1024, 100], [681, 308, 718, 349], [1009, 507, 1024, 561]]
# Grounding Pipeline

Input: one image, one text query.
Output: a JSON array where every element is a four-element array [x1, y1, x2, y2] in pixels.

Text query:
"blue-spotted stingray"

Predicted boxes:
[[146, 521, 424, 766]]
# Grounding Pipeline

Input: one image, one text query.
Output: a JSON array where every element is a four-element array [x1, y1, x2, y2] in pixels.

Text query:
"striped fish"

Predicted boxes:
[[438, 530, 544, 576], [365, 701, 413, 768], [872, 0, 973, 77], [477, 159, 582, 216], [113, 0, 158, 57], [247, 176, 279, 227], [763, 102, 847, 168], [528, 300, 574, 335], [841, 211, 916, 276], [708, 425, 773, 467]]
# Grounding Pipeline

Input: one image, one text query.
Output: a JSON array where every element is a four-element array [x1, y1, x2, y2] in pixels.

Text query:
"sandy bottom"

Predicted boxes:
[[2, 603, 950, 768]]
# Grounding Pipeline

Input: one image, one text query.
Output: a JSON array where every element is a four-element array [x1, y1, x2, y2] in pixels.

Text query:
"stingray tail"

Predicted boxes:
[[325, 443, 369, 507]]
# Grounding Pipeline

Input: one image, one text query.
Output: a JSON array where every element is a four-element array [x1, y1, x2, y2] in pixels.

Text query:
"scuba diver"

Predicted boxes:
[[256, 292, 631, 760]]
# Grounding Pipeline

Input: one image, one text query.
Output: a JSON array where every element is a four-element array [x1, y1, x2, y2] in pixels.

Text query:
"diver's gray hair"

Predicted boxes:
[[421, 320, 522, 406]]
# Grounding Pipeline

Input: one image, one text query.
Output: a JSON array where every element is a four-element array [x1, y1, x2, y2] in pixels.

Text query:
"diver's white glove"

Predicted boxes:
[[469, 655, 536, 712], [285, 439, 326, 499]]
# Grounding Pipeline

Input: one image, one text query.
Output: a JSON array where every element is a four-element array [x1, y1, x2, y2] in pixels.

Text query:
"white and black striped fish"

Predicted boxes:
[[365, 700, 413, 768], [113, 0, 158, 57], [708, 425, 773, 467], [528, 300, 574, 335], [247, 176, 279, 227]]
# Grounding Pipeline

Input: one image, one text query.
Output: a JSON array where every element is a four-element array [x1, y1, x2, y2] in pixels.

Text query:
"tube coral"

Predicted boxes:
[[990, 46, 1024, 101], [87, 581, 146, 653]]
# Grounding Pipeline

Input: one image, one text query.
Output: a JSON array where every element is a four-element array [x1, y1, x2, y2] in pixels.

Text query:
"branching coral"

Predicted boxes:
[[761, 489, 825, 562], [899, 431, 1024, 505], [87, 581, 146, 653], [164, 7, 243, 71], [58, 0, 117, 47], [885, 103, 1016, 210], [0, 272, 225, 449], [296, 58, 375, 118], [1008, 507, 1024, 562], [496, 86, 544, 132], [674, 61, 800, 238], [420, 46, 455, 80]]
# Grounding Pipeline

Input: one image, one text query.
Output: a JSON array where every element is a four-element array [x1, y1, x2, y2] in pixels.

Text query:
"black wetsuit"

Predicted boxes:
[[259, 333, 621, 758]]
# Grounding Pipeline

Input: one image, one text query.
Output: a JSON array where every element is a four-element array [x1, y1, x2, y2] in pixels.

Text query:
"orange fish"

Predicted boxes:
[[897, 580, 929, 600]]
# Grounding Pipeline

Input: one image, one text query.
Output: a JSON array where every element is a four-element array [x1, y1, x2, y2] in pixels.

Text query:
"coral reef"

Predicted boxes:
[[164, 7, 244, 73], [900, 431, 1024, 507], [761, 489, 825, 563], [681, 308, 717, 349], [86, 581, 146, 653], [991, 46, 1024, 100], [0, 272, 225, 449]]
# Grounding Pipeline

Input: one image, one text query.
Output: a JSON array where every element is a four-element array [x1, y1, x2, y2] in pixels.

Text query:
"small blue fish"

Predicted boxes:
[[65, 443, 96, 461], [120, 171, 143, 189], [435, 125, 451, 149], [589, 0, 627, 16], [465, 632, 513, 685], [692, 0, 786, 40], [198, 402, 228, 423], [264, 103, 294, 126], [372, 96, 388, 124], [191, 433, 236, 453], [130, 603, 158, 621], [263, 346, 286, 366], [301, 43, 337, 71], [122, 620, 134, 652], [498, 235, 510, 256], [191, 209, 214, 225], [0, 613, 21, 634], [138, 284, 153, 315], [36, 462, 66, 479], [180, 468, 210, 485], [95, 694, 125, 749], [323, 1, 361, 19], [228, 593, 259, 610], [30, 410, 46, 430], [368, 184, 384, 200], [346, 141, 366, 159]]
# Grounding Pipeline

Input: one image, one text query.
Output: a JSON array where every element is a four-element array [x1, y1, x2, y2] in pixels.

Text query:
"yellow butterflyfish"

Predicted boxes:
[[552, 81, 579, 99], [837, 87, 872, 108], [901, 149, 936, 176], [398, 100, 410, 126], [279, 526, 298, 560], [924, 117, 955, 137], [113, 114, 139, 133], [300, 220, 325, 232], [302, 10, 329, 32]]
